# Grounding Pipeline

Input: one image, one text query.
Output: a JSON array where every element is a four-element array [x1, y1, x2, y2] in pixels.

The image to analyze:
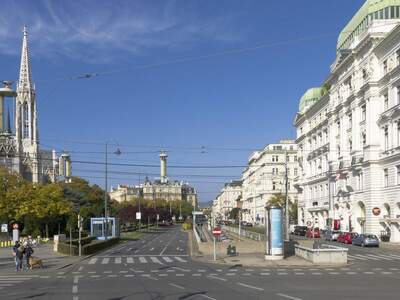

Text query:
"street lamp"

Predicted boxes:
[[104, 142, 121, 240]]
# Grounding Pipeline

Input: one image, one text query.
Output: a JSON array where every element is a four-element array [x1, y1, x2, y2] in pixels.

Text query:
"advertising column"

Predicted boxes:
[[265, 206, 283, 260]]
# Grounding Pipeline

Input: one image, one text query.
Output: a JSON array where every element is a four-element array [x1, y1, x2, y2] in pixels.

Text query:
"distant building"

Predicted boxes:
[[241, 140, 298, 226], [0, 26, 59, 183], [212, 180, 242, 221], [109, 152, 198, 208]]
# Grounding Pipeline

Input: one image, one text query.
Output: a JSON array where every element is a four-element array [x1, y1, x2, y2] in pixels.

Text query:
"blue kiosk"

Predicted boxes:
[[90, 217, 120, 240]]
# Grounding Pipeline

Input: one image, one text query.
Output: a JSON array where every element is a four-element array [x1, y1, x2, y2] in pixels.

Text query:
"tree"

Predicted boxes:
[[267, 193, 285, 207], [229, 208, 240, 220]]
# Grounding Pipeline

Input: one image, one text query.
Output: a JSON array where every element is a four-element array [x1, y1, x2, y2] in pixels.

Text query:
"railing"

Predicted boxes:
[[223, 225, 264, 241]]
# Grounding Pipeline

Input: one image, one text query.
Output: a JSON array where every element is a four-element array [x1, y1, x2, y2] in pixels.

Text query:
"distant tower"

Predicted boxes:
[[160, 151, 168, 183], [15, 26, 40, 183]]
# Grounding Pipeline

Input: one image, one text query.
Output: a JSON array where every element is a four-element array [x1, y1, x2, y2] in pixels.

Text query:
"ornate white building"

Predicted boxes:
[[295, 0, 400, 242], [241, 140, 298, 226], [212, 180, 242, 221], [0, 26, 58, 183]]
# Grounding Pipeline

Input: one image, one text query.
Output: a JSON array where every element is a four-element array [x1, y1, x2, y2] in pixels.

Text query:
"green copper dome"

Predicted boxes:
[[337, 0, 400, 51], [299, 87, 325, 114]]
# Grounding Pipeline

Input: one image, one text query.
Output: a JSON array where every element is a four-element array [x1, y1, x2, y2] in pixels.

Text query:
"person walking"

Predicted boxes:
[[15, 242, 24, 271], [12, 241, 20, 271], [23, 242, 34, 271]]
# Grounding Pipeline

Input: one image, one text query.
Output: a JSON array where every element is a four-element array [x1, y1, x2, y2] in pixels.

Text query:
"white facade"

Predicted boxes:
[[212, 181, 242, 220], [241, 140, 298, 226], [294, 0, 400, 242]]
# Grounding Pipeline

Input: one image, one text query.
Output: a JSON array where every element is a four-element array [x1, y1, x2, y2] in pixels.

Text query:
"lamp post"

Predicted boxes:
[[104, 142, 121, 240]]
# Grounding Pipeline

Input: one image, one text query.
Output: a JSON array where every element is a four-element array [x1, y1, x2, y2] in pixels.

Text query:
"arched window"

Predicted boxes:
[[22, 102, 29, 139]]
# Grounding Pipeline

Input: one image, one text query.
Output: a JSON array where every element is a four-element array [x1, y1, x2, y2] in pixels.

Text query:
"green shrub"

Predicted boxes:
[[82, 238, 119, 255]]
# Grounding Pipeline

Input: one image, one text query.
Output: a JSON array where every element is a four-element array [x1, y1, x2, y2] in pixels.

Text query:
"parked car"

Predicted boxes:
[[325, 230, 341, 241], [352, 234, 380, 247], [305, 228, 320, 238], [337, 232, 358, 244], [293, 226, 307, 236]]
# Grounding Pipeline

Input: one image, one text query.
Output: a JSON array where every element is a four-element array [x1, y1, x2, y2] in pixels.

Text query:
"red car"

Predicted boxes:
[[305, 228, 320, 238], [337, 232, 358, 244]]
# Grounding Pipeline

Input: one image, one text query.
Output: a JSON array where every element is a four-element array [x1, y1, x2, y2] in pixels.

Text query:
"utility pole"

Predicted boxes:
[[104, 142, 108, 241], [78, 214, 82, 256], [285, 150, 289, 241]]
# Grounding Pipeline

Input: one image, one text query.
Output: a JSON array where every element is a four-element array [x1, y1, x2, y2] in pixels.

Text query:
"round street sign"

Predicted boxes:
[[306, 221, 312, 227], [372, 207, 381, 216], [212, 227, 221, 236]]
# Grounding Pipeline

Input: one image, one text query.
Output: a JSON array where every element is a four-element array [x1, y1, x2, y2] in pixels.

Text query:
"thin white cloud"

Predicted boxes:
[[0, 0, 242, 63]]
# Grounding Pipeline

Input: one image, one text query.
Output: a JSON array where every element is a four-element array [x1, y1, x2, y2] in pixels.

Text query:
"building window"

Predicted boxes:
[[348, 113, 352, 129], [361, 105, 366, 121], [397, 166, 400, 185], [397, 49, 400, 65], [294, 168, 298, 176], [288, 181, 291, 190], [362, 132, 367, 146], [397, 122, 400, 147], [337, 145, 341, 158], [294, 155, 298, 162], [384, 126, 389, 150], [357, 172, 363, 191], [384, 168, 389, 187], [272, 181, 276, 190], [384, 59, 388, 75], [384, 93, 389, 110], [349, 139, 353, 152]]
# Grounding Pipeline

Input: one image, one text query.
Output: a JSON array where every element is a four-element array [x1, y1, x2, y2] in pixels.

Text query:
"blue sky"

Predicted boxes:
[[0, 0, 365, 203]]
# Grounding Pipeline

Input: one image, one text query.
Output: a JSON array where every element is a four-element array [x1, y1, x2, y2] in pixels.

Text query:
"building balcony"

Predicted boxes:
[[306, 143, 329, 160]]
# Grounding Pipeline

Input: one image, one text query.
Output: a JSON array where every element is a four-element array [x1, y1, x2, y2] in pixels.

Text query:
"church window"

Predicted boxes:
[[22, 103, 29, 139]]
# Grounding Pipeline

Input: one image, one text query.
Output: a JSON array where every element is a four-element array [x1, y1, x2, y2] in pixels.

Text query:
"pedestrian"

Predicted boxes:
[[16, 243, 24, 271], [12, 241, 21, 271], [23, 242, 34, 271]]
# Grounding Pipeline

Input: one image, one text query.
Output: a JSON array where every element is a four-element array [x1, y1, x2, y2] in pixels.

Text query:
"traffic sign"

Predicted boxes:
[[1, 224, 7, 233], [12, 223, 19, 230], [212, 227, 221, 236], [136, 212, 141, 220]]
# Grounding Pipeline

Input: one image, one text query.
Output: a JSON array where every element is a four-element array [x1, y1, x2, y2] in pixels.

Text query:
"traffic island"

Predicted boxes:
[[294, 244, 348, 265]]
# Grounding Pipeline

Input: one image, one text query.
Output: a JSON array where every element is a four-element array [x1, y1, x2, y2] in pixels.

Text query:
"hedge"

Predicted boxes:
[[57, 237, 120, 256]]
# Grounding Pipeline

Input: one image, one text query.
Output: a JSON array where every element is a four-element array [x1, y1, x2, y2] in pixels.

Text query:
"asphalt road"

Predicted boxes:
[[1, 226, 400, 300]]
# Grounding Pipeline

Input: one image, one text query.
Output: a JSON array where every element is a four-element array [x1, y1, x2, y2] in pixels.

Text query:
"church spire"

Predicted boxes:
[[18, 25, 33, 91]]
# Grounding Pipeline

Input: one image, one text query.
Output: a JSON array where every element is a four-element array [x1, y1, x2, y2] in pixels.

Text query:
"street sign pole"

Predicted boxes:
[[213, 236, 216, 261]]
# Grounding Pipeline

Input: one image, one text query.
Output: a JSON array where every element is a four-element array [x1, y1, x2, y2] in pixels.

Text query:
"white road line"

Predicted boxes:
[[72, 285, 78, 294], [163, 257, 173, 263], [276, 293, 303, 300], [127, 257, 134, 263], [115, 257, 122, 264], [260, 273, 270, 276], [160, 231, 179, 255], [199, 294, 217, 300], [150, 257, 163, 264], [101, 258, 110, 264], [352, 254, 376, 260], [237, 282, 264, 291], [365, 254, 393, 260], [73, 296, 79, 300], [208, 275, 227, 282], [169, 283, 185, 290], [139, 257, 147, 263], [174, 257, 187, 262], [73, 276, 79, 284]]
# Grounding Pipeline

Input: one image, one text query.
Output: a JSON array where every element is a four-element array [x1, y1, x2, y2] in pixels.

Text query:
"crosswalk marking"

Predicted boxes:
[[347, 253, 400, 261], [150, 257, 162, 264], [101, 258, 110, 264], [88, 256, 188, 265], [174, 257, 187, 262], [88, 258, 97, 264], [0, 276, 33, 291], [162, 257, 173, 263]]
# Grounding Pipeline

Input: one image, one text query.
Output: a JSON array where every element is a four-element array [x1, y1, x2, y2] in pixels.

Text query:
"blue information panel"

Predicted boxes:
[[270, 208, 283, 255]]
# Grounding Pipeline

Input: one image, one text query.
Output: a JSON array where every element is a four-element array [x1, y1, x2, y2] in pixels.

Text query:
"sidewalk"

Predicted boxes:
[[0, 242, 79, 273], [192, 252, 315, 267]]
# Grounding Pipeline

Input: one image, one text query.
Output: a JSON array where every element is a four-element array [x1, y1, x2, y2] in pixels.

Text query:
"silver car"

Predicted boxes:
[[352, 234, 380, 247], [325, 230, 340, 241]]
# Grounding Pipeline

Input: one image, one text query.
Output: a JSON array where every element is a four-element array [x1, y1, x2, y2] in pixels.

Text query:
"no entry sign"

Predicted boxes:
[[212, 227, 221, 236]]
